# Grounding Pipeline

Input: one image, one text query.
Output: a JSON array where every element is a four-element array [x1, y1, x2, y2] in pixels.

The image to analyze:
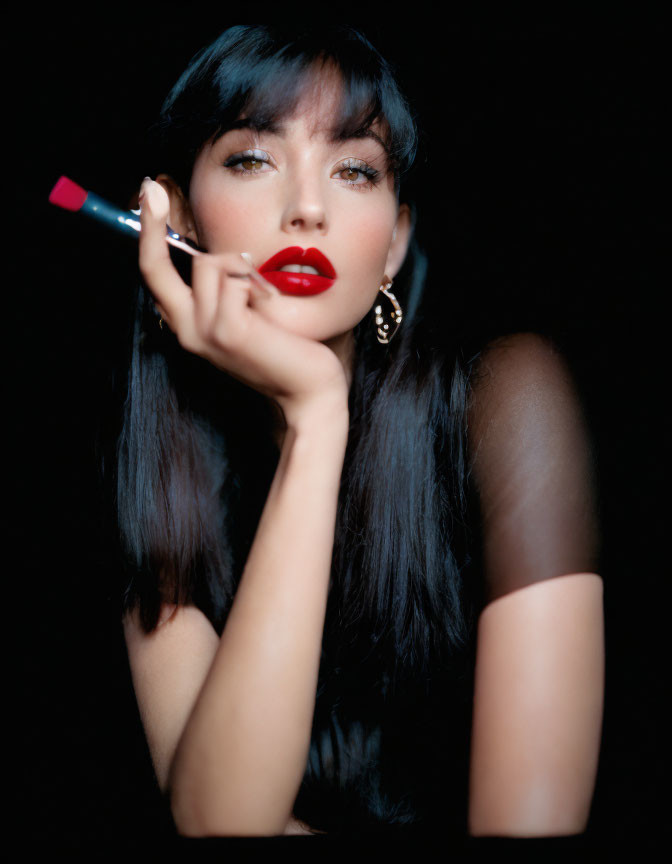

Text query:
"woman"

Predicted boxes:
[[106, 24, 603, 837]]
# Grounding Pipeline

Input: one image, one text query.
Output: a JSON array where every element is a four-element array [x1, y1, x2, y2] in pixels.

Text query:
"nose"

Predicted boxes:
[[280, 173, 328, 235]]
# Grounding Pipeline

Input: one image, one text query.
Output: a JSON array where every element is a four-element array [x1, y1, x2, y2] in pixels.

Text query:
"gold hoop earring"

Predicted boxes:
[[373, 276, 403, 344]]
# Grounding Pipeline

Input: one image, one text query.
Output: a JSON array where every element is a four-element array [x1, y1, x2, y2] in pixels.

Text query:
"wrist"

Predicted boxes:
[[280, 387, 349, 436]]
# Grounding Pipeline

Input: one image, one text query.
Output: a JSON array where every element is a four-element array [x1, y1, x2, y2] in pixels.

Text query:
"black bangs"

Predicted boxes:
[[146, 25, 418, 195]]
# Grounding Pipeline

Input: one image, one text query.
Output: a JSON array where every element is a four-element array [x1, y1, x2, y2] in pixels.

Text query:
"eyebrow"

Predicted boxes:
[[222, 118, 391, 159]]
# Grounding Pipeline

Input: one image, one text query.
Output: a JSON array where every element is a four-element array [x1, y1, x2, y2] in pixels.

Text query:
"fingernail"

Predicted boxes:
[[138, 176, 151, 203], [143, 178, 169, 218]]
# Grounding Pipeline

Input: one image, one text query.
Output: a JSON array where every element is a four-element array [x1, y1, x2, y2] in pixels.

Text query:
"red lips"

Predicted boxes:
[[258, 246, 337, 296]]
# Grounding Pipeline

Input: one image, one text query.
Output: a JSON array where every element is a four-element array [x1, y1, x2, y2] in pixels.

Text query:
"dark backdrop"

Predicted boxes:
[[16, 12, 667, 852]]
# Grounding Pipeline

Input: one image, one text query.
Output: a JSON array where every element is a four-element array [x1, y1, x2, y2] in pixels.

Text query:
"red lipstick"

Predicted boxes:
[[258, 247, 337, 296]]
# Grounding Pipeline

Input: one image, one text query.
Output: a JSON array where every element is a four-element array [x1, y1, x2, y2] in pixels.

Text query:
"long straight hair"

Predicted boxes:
[[100, 25, 483, 832]]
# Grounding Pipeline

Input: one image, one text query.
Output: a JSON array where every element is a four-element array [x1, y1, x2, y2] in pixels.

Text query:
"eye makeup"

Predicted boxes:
[[222, 149, 383, 190]]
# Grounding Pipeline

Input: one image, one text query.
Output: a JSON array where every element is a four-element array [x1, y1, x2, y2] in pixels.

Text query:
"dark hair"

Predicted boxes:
[[144, 25, 418, 202], [100, 25, 483, 833]]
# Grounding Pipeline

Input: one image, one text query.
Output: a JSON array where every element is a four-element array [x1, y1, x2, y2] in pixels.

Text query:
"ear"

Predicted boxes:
[[152, 173, 199, 243], [384, 203, 412, 280]]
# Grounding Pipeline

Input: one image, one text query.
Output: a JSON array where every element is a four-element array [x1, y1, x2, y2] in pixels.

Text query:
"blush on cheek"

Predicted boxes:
[[351, 215, 395, 261], [196, 204, 253, 252]]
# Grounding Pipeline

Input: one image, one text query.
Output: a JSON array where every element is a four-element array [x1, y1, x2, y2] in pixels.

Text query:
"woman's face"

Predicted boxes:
[[159, 65, 411, 369]]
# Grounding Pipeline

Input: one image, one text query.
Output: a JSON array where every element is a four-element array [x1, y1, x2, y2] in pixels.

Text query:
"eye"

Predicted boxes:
[[223, 149, 272, 174], [223, 151, 382, 190], [334, 158, 381, 190]]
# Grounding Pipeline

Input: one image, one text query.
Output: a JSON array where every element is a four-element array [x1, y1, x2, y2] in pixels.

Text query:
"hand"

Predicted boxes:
[[138, 178, 350, 428]]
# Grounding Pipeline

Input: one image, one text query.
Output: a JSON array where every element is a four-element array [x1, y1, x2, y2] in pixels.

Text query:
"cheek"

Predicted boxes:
[[189, 158, 265, 250], [192, 195, 263, 251], [346, 208, 394, 263], [340, 207, 395, 307], [342, 221, 396, 310]]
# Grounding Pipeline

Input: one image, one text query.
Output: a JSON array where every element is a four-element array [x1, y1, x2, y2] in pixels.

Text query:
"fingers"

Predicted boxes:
[[189, 253, 223, 336], [187, 252, 272, 345], [139, 177, 281, 357], [138, 178, 194, 333], [240, 253, 279, 301], [217, 254, 279, 322]]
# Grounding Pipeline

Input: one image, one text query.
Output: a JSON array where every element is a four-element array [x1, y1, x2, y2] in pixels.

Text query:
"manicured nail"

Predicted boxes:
[[138, 176, 151, 203], [143, 178, 169, 218]]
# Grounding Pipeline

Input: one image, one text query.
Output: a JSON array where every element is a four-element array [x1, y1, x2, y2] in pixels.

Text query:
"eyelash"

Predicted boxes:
[[223, 151, 381, 191]]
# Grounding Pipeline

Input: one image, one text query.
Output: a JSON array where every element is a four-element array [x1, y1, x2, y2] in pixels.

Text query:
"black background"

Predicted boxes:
[[15, 11, 667, 852]]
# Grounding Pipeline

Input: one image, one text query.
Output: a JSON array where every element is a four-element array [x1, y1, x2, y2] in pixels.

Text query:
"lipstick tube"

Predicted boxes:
[[48, 175, 207, 256]]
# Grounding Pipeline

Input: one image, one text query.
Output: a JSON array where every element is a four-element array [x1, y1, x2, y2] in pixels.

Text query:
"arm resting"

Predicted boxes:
[[468, 572, 604, 837], [168, 398, 349, 837]]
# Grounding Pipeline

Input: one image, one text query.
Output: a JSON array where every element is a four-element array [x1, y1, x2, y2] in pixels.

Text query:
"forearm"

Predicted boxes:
[[168, 398, 349, 836], [468, 573, 604, 837]]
